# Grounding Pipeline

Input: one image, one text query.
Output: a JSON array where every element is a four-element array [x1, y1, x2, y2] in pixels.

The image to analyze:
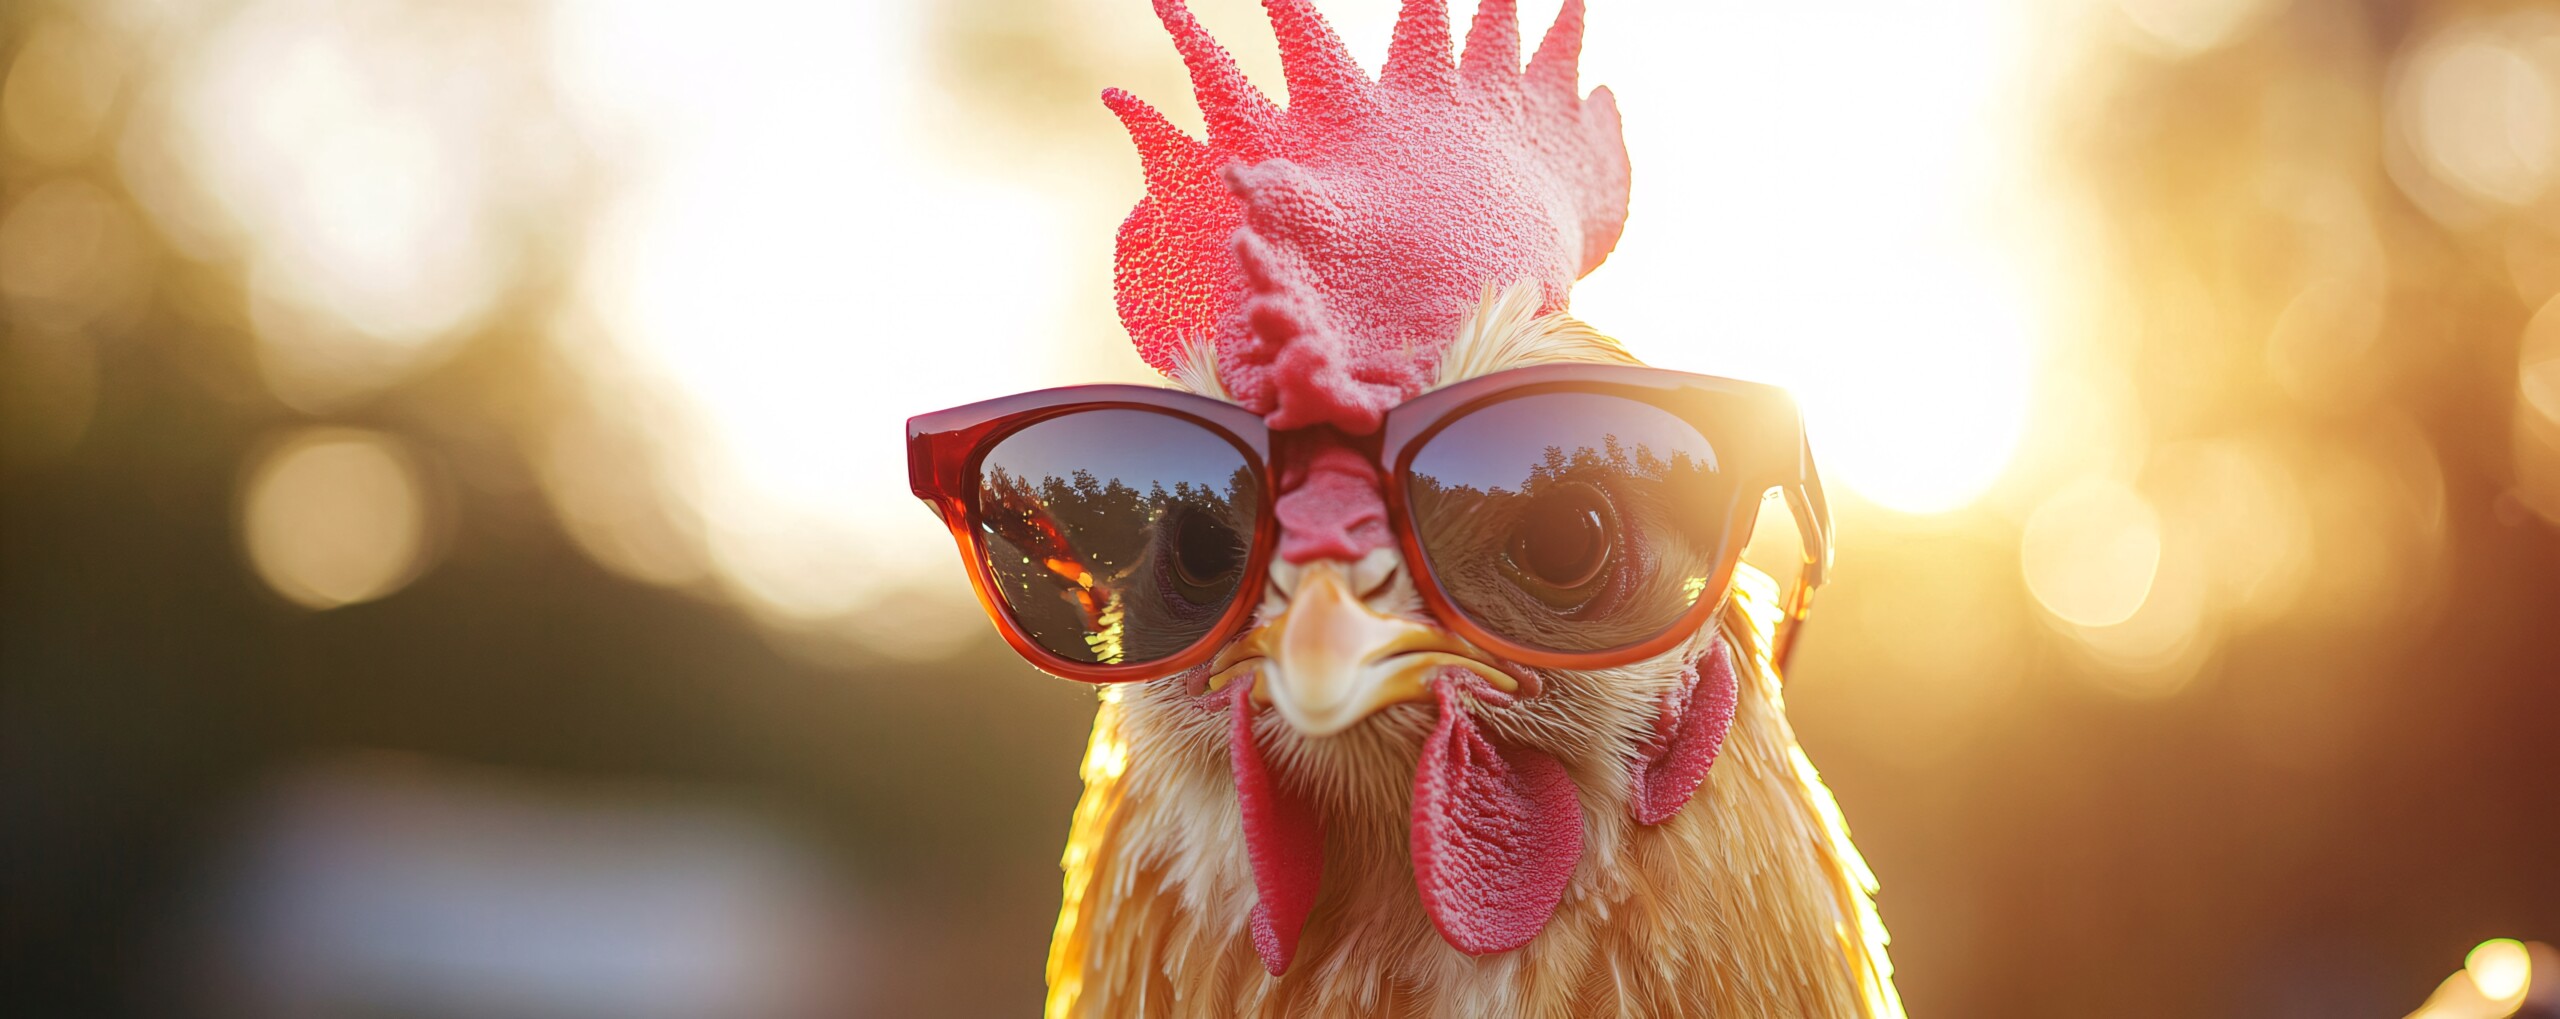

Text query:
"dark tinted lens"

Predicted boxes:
[[1405, 391, 1738, 654], [975, 409, 1259, 666]]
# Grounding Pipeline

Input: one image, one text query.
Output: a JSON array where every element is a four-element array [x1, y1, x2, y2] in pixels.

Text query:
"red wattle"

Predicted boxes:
[[1228, 677, 1325, 974], [1409, 679, 1583, 955], [1631, 637, 1738, 826]]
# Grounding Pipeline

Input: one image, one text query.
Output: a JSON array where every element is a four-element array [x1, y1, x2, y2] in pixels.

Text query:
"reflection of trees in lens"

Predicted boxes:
[[1410, 431, 1734, 653], [977, 461, 1255, 664]]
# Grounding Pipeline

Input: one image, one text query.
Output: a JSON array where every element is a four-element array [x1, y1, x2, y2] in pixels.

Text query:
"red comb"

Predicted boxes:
[[1108, 0, 1631, 435]]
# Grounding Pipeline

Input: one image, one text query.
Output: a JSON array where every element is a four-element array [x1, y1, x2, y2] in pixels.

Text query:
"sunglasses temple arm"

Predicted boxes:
[[1786, 426, 1833, 584], [1767, 498, 1820, 674], [1772, 430, 1834, 673], [1770, 573, 1814, 672]]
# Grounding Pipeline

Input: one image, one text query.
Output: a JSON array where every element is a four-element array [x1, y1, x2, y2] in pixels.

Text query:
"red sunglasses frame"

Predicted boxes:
[[908, 363, 1833, 683]]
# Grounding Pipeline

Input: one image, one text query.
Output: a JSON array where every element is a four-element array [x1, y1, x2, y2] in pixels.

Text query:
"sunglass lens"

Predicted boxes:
[[1405, 391, 1739, 655], [975, 410, 1258, 666]]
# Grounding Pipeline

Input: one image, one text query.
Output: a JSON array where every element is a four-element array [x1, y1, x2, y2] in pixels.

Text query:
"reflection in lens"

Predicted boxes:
[[1407, 391, 1737, 654], [975, 409, 1257, 666]]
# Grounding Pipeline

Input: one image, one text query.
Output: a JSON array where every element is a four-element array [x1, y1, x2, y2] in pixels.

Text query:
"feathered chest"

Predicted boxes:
[[1043, 593, 1902, 1019]]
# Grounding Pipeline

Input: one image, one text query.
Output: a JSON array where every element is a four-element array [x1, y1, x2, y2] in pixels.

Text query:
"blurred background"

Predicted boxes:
[[3, 0, 2556, 1015]]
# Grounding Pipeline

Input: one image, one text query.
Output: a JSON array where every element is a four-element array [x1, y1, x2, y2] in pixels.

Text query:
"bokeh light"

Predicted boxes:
[[2407, 938, 2551, 1019], [2, 16, 126, 167], [239, 428, 434, 610], [139, 0, 560, 410], [2156, 438, 2311, 626], [549, 0, 1079, 626], [2112, 0, 2283, 58], [2468, 937, 2532, 1005], [0, 176, 152, 333], [2021, 478, 2162, 629], [2396, 19, 2560, 209]]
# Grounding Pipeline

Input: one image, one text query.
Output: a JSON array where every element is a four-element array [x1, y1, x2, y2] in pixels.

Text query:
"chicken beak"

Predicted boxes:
[[1208, 563, 1518, 738]]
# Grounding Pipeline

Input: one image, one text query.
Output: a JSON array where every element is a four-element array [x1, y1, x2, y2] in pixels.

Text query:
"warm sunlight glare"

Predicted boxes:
[[537, 0, 2052, 628], [1567, 0, 2041, 515], [551, 0, 1073, 620], [165, 1, 527, 410]]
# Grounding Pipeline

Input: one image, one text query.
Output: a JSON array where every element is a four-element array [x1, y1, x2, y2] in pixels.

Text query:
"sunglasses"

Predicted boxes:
[[907, 363, 1833, 682]]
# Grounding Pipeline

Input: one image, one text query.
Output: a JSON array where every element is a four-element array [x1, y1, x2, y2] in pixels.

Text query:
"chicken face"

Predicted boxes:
[[1108, 289, 1753, 973]]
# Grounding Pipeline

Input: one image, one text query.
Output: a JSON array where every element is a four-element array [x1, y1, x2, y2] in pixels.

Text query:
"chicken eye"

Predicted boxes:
[[1505, 481, 1616, 602], [1169, 506, 1245, 601]]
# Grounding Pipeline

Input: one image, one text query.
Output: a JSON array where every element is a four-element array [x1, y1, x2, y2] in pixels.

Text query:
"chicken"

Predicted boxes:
[[1031, 1, 1903, 1015]]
